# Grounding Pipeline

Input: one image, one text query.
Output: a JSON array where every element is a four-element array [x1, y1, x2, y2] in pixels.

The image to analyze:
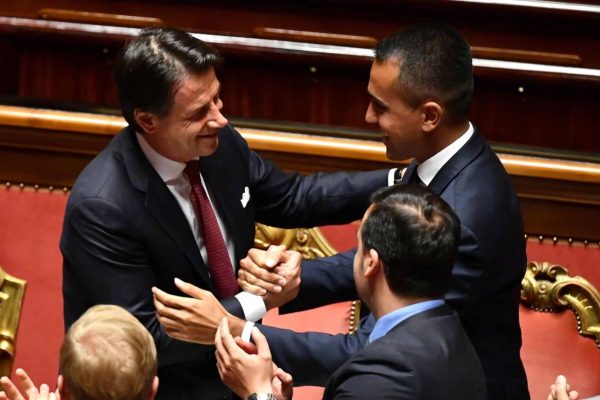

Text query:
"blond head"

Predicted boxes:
[[60, 305, 157, 400]]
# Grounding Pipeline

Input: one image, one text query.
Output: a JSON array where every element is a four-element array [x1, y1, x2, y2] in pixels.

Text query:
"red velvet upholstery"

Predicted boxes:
[[0, 187, 65, 386], [522, 240, 600, 399]]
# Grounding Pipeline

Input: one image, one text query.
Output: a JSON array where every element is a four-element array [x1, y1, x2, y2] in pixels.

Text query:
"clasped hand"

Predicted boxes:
[[215, 318, 293, 400], [238, 245, 302, 310]]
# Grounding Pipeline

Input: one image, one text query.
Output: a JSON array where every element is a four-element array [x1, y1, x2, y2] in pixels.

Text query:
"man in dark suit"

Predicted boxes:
[[152, 24, 528, 399], [214, 185, 486, 400], [60, 27, 389, 400], [233, 24, 529, 399]]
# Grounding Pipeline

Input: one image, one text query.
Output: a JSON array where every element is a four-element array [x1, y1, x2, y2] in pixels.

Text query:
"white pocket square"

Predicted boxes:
[[240, 186, 250, 208]]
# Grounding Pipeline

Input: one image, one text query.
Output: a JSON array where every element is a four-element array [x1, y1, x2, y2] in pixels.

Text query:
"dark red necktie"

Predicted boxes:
[[184, 160, 238, 299]]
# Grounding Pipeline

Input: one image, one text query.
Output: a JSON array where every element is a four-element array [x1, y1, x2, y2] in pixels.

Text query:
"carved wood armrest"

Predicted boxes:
[[0, 266, 27, 377], [521, 261, 600, 348]]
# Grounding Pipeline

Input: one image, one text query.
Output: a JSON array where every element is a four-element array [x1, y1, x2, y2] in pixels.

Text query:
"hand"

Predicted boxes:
[[272, 367, 293, 400], [215, 318, 274, 399], [239, 247, 302, 310], [263, 250, 302, 310], [238, 246, 288, 295], [152, 278, 244, 344], [0, 369, 60, 400], [547, 375, 579, 400]]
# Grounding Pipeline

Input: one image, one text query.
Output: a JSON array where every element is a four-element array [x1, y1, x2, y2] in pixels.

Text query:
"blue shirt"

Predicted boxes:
[[368, 299, 445, 344]]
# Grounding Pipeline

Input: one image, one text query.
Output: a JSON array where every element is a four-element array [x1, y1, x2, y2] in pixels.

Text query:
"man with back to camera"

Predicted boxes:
[[215, 185, 487, 400], [0, 305, 158, 400], [60, 27, 391, 400], [154, 24, 530, 400]]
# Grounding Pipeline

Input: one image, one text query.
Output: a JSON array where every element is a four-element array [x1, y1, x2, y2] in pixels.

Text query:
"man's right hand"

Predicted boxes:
[[238, 245, 302, 310]]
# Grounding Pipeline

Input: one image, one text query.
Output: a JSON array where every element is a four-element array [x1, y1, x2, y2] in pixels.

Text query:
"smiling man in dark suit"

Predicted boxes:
[[60, 27, 389, 400], [215, 185, 487, 400], [233, 24, 530, 399]]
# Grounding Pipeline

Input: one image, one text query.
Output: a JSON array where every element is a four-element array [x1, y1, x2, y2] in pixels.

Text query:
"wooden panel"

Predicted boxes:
[[1, 0, 599, 68], [0, 16, 599, 156], [0, 105, 599, 241], [37, 8, 163, 27]]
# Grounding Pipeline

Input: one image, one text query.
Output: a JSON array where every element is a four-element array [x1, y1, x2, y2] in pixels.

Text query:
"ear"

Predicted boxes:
[[134, 109, 159, 134], [421, 101, 443, 132], [363, 248, 382, 278], [148, 376, 159, 400]]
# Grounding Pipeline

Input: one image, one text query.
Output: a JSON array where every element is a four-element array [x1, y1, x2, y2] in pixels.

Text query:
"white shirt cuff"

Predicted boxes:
[[235, 291, 267, 322], [388, 168, 398, 186], [241, 321, 255, 342]]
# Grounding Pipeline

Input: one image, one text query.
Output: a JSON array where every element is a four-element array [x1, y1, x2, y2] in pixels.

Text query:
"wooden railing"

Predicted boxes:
[[0, 105, 598, 241]]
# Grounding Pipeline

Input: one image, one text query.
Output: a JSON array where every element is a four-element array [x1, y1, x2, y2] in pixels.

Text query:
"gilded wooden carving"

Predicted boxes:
[[0, 266, 26, 377], [521, 261, 600, 348], [254, 224, 361, 334]]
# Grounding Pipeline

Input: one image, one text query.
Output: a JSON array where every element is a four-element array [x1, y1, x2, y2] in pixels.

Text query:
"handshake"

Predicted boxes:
[[238, 245, 302, 310]]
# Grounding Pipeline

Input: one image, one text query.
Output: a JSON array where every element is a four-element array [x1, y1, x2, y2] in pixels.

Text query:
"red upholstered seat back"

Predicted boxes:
[[0, 186, 65, 386], [522, 240, 600, 399]]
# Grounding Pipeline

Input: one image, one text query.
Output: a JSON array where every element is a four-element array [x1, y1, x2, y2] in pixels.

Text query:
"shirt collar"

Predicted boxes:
[[417, 122, 474, 186], [368, 299, 445, 344], [136, 132, 187, 183]]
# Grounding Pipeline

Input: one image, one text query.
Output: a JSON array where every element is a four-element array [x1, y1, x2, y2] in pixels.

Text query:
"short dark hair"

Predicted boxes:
[[374, 24, 473, 124], [360, 185, 460, 298], [113, 27, 222, 132]]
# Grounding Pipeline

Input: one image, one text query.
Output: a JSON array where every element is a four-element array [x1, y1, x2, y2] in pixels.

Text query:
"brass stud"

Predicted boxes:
[[538, 235, 544, 242], [584, 240, 589, 246], [63, 187, 69, 192], [568, 238, 573, 245], [553, 236, 558, 243], [19, 183, 25, 189], [5, 182, 10, 187], [524, 234, 528, 239], [34, 184, 39, 191]]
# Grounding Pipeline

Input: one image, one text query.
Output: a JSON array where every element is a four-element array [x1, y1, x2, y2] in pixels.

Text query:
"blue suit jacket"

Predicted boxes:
[[323, 305, 486, 400], [60, 126, 389, 400], [260, 130, 529, 400]]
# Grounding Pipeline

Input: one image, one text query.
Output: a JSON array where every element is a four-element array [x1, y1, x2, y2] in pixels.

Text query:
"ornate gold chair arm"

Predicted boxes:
[[0, 266, 27, 377], [254, 224, 362, 334], [521, 261, 600, 348]]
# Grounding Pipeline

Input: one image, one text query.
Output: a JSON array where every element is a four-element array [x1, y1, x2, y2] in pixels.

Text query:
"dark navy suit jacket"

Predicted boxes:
[[323, 305, 486, 400], [260, 130, 529, 400], [60, 126, 389, 400]]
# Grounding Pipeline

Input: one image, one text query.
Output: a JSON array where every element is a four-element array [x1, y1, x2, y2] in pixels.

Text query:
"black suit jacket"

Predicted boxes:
[[323, 305, 486, 400], [60, 125, 389, 400], [260, 130, 529, 399]]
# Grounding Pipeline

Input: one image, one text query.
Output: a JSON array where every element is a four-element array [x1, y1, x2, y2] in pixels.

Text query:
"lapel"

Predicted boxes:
[[200, 149, 247, 268], [427, 129, 486, 195], [119, 128, 215, 290], [401, 160, 419, 184]]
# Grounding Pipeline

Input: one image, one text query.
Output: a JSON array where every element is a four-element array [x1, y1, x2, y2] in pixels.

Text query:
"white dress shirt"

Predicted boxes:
[[136, 133, 265, 324], [399, 122, 474, 184]]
